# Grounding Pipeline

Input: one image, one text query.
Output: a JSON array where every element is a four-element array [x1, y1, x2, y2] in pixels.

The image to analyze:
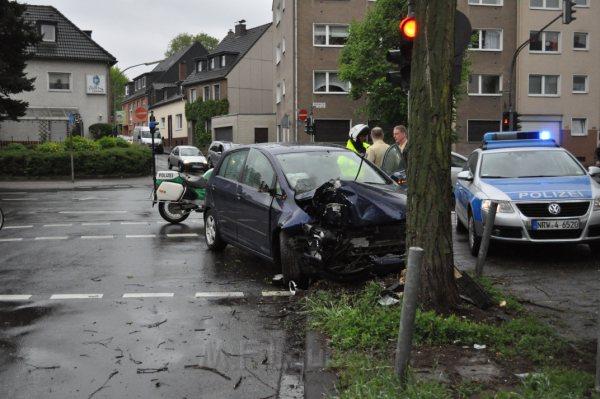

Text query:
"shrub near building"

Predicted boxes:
[[0, 137, 152, 178]]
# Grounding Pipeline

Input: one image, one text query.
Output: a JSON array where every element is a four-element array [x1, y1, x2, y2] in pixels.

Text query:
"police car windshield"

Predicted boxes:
[[276, 151, 388, 194], [480, 150, 585, 179]]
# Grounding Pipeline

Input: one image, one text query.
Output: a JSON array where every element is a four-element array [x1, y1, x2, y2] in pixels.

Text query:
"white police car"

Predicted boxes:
[[455, 131, 600, 256]]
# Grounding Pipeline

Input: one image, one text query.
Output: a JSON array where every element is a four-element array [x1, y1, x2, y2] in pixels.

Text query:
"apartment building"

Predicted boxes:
[[273, 0, 374, 144], [516, 0, 599, 164]]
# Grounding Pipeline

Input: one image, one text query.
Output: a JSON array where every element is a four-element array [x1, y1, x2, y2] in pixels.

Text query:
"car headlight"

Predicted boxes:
[[481, 200, 514, 214], [184, 160, 191, 164], [594, 196, 600, 211]]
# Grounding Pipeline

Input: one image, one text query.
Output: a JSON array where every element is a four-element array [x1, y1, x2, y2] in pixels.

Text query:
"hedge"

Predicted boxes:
[[89, 123, 115, 139], [0, 146, 152, 177]]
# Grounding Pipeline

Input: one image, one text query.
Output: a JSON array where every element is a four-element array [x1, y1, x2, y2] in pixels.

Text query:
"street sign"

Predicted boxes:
[[312, 102, 326, 109], [68, 113, 75, 125], [134, 107, 148, 122], [298, 109, 308, 121]]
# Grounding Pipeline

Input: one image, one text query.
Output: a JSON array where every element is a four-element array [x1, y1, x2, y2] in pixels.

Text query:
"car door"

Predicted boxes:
[[210, 149, 249, 241], [169, 147, 179, 167], [380, 144, 405, 176], [235, 149, 278, 256], [451, 153, 467, 187], [455, 152, 479, 222]]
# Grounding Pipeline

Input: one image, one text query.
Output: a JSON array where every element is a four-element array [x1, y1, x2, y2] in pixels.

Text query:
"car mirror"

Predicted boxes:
[[390, 170, 407, 186], [588, 166, 600, 177], [457, 170, 474, 182]]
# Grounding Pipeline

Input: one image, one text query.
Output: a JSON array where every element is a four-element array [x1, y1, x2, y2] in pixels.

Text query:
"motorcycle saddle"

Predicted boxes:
[[182, 174, 208, 189]]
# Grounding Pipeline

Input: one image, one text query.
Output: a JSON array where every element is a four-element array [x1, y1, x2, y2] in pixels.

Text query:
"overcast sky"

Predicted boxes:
[[21, 0, 273, 78]]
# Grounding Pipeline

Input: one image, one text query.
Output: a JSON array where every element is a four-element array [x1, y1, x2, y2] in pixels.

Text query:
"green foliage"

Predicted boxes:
[[491, 369, 597, 399], [97, 136, 129, 149], [110, 66, 129, 112], [35, 142, 64, 153], [165, 32, 220, 57], [64, 136, 101, 152], [0, 0, 42, 122], [185, 99, 229, 147], [338, 0, 408, 127], [2, 143, 27, 152], [89, 123, 114, 139]]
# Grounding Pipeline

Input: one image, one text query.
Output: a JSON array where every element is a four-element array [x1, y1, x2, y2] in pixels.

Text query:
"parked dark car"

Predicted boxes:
[[203, 144, 408, 284], [207, 141, 237, 168]]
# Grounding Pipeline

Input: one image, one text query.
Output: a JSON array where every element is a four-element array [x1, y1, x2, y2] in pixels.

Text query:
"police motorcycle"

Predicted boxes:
[[153, 169, 211, 223]]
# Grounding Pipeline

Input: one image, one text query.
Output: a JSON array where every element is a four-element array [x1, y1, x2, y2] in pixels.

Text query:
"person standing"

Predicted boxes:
[[393, 125, 408, 166], [346, 124, 371, 155], [366, 127, 389, 168]]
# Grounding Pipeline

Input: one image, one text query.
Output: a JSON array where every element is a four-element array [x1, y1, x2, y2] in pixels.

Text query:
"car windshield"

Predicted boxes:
[[180, 148, 200, 156], [480, 150, 585, 178], [141, 131, 161, 139], [276, 150, 389, 194]]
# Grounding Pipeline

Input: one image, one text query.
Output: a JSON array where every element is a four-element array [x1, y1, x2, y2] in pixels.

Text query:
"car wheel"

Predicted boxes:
[[279, 231, 308, 287], [589, 242, 600, 255], [204, 209, 226, 251], [468, 211, 482, 257], [179, 163, 184, 173], [455, 211, 467, 234]]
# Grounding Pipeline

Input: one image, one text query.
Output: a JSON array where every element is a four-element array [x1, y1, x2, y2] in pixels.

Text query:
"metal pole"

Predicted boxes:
[[476, 202, 498, 278], [394, 246, 424, 383], [595, 300, 600, 391]]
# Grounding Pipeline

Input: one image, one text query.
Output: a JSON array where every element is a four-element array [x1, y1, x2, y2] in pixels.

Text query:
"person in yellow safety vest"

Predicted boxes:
[[346, 124, 371, 155]]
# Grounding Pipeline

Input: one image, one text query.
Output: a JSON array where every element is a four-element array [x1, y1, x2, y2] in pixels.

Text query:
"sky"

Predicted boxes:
[[21, 0, 273, 79]]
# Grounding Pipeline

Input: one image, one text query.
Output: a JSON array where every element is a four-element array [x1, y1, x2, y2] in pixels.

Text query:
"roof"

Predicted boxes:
[[150, 94, 184, 109], [183, 23, 271, 86], [153, 45, 193, 73], [23, 5, 116, 64]]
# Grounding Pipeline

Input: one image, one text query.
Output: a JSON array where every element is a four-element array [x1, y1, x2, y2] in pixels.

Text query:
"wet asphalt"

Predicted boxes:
[[0, 156, 299, 399]]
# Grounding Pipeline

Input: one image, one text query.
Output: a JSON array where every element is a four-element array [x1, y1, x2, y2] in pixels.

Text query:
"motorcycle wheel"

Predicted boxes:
[[158, 202, 191, 224]]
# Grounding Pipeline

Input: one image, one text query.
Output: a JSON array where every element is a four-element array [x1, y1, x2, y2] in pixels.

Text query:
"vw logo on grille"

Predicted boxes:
[[548, 203, 562, 215]]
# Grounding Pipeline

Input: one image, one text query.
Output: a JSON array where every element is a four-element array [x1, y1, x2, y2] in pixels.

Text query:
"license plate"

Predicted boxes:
[[532, 219, 580, 230]]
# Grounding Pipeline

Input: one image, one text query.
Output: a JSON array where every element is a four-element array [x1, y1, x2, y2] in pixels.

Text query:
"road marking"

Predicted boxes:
[[1, 198, 37, 201], [4, 225, 33, 229], [262, 291, 295, 297], [0, 295, 32, 301], [81, 235, 114, 240], [0, 238, 24, 242], [126, 234, 156, 239], [43, 223, 73, 227], [121, 222, 149, 225], [0, 192, 27, 195], [81, 222, 111, 226], [35, 236, 69, 241], [123, 293, 174, 298], [50, 294, 103, 300], [59, 211, 127, 214], [195, 292, 245, 298], [167, 233, 199, 238]]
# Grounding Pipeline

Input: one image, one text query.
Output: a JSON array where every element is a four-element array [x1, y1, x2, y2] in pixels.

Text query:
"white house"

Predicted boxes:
[[0, 5, 117, 144]]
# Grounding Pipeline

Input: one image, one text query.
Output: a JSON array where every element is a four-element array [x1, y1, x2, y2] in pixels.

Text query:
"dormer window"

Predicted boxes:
[[40, 23, 56, 42], [210, 58, 215, 70], [197, 61, 203, 72], [221, 55, 226, 67]]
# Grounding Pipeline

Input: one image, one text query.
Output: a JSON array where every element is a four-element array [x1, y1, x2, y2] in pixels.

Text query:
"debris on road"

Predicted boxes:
[[454, 268, 493, 309], [26, 363, 60, 371], [234, 376, 244, 389], [145, 319, 167, 328], [378, 281, 404, 306], [88, 370, 118, 399], [184, 364, 231, 380], [137, 364, 169, 374], [473, 344, 486, 350]]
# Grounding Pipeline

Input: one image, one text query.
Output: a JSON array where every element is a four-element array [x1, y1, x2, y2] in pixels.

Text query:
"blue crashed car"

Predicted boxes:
[[455, 131, 600, 256], [203, 144, 407, 284]]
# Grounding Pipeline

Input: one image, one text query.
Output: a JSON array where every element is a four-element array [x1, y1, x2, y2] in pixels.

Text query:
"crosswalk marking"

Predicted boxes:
[[50, 294, 103, 300]]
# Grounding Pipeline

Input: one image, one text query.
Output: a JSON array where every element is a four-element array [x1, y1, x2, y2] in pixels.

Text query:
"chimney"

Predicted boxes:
[[83, 30, 92, 38], [179, 61, 186, 81], [234, 20, 247, 36]]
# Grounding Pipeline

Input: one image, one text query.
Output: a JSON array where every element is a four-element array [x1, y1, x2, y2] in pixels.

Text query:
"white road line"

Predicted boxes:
[[0, 192, 27, 195], [123, 293, 174, 298], [81, 222, 111, 226], [166, 233, 199, 238], [126, 234, 156, 239], [43, 223, 73, 227], [35, 236, 69, 241], [1, 198, 37, 201], [0, 238, 24, 243], [121, 222, 149, 225], [262, 291, 295, 297], [195, 292, 245, 298], [50, 294, 103, 300], [0, 295, 32, 301], [59, 211, 127, 214], [4, 225, 33, 229], [81, 235, 114, 240]]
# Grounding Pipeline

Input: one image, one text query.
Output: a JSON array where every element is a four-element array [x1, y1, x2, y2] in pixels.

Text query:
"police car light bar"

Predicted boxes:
[[482, 131, 559, 150]]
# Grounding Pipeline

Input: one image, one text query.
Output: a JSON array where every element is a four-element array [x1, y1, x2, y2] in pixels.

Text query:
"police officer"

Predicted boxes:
[[346, 124, 371, 156]]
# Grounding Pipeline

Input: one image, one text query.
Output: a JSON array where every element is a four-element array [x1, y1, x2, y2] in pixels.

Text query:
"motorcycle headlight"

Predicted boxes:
[[481, 200, 514, 214], [594, 196, 600, 211]]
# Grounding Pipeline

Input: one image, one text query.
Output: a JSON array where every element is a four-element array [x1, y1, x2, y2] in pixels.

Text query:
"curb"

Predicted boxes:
[[303, 330, 337, 399]]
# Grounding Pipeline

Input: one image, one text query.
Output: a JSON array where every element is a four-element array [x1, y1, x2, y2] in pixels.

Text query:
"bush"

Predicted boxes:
[[35, 142, 64, 153], [1, 143, 28, 152], [89, 123, 115, 139], [64, 136, 101, 152], [97, 136, 130, 149]]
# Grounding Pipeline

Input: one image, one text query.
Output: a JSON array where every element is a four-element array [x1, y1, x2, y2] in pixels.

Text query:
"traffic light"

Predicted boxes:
[[512, 112, 522, 131], [386, 16, 416, 91], [563, 0, 576, 24], [501, 111, 522, 131], [304, 116, 315, 135], [502, 112, 510, 131]]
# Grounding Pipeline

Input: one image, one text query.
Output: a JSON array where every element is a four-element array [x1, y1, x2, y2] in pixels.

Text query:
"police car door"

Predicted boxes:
[[455, 152, 479, 224]]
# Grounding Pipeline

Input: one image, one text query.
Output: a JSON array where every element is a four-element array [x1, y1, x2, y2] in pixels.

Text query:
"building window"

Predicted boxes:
[[276, 82, 282, 104], [530, 31, 560, 53], [210, 58, 215, 70], [530, 0, 560, 9], [467, 120, 501, 143], [468, 0, 503, 5], [189, 89, 197, 102], [574, 0, 588, 6], [48, 72, 70, 91], [203, 86, 211, 101], [529, 74, 559, 96], [141, 77, 146, 88], [313, 24, 350, 47], [125, 86, 129, 96], [573, 32, 588, 50], [313, 71, 350, 94], [468, 74, 502, 96], [571, 118, 587, 136], [197, 61, 203, 72], [161, 117, 166, 128], [40, 23, 56, 42], [470, 29, 503, 51], [176, 114, 183, 130], [221, 55, 226, 67], [213, 84, 221, 100], [275, 43, 282, 64], [572, 75, 588, 93]]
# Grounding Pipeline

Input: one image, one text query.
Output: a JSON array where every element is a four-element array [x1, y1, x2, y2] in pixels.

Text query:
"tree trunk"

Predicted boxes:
[[406, 0, 459, 311]]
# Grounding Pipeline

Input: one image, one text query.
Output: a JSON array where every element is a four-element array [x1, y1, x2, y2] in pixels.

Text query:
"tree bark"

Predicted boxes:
[[406, 0, 459, 311]]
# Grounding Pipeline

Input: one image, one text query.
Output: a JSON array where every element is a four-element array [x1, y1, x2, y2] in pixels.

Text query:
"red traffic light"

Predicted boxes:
[[400, 17, 417, 40]]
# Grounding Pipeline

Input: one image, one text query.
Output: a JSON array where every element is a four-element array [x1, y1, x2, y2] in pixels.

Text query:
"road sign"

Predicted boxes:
[[298, 109, 308, 122], [134, 107, 148, 122], [68, 113, 75, 125], [312, 102, 326, 109]]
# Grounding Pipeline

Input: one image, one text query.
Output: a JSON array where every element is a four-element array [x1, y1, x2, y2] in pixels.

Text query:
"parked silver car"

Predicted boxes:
[[167, 146, 208, 172], [207, 141, 237, 168]]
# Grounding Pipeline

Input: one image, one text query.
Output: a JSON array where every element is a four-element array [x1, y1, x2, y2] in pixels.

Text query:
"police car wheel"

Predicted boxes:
[[456, 215, 467, 234], [589, 242, 600, 255], [468, 213, 481, 257]]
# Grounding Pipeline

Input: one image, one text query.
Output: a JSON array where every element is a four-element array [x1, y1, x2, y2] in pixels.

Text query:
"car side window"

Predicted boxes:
[[464, 153, 479, 174], [241, 149, 276, 190], [173, 147, 179, 155], [451, 155, 466, 168], [381, 145, 405, 175], [218, 150, 249, 181]]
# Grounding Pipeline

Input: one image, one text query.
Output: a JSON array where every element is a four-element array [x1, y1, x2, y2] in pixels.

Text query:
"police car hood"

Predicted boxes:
[[480, 176, 593, 201]]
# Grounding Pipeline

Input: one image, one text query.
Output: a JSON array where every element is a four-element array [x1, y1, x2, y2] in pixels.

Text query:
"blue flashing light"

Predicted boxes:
[[482, 131, 558, 150], [539, 130, 552, 140]]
